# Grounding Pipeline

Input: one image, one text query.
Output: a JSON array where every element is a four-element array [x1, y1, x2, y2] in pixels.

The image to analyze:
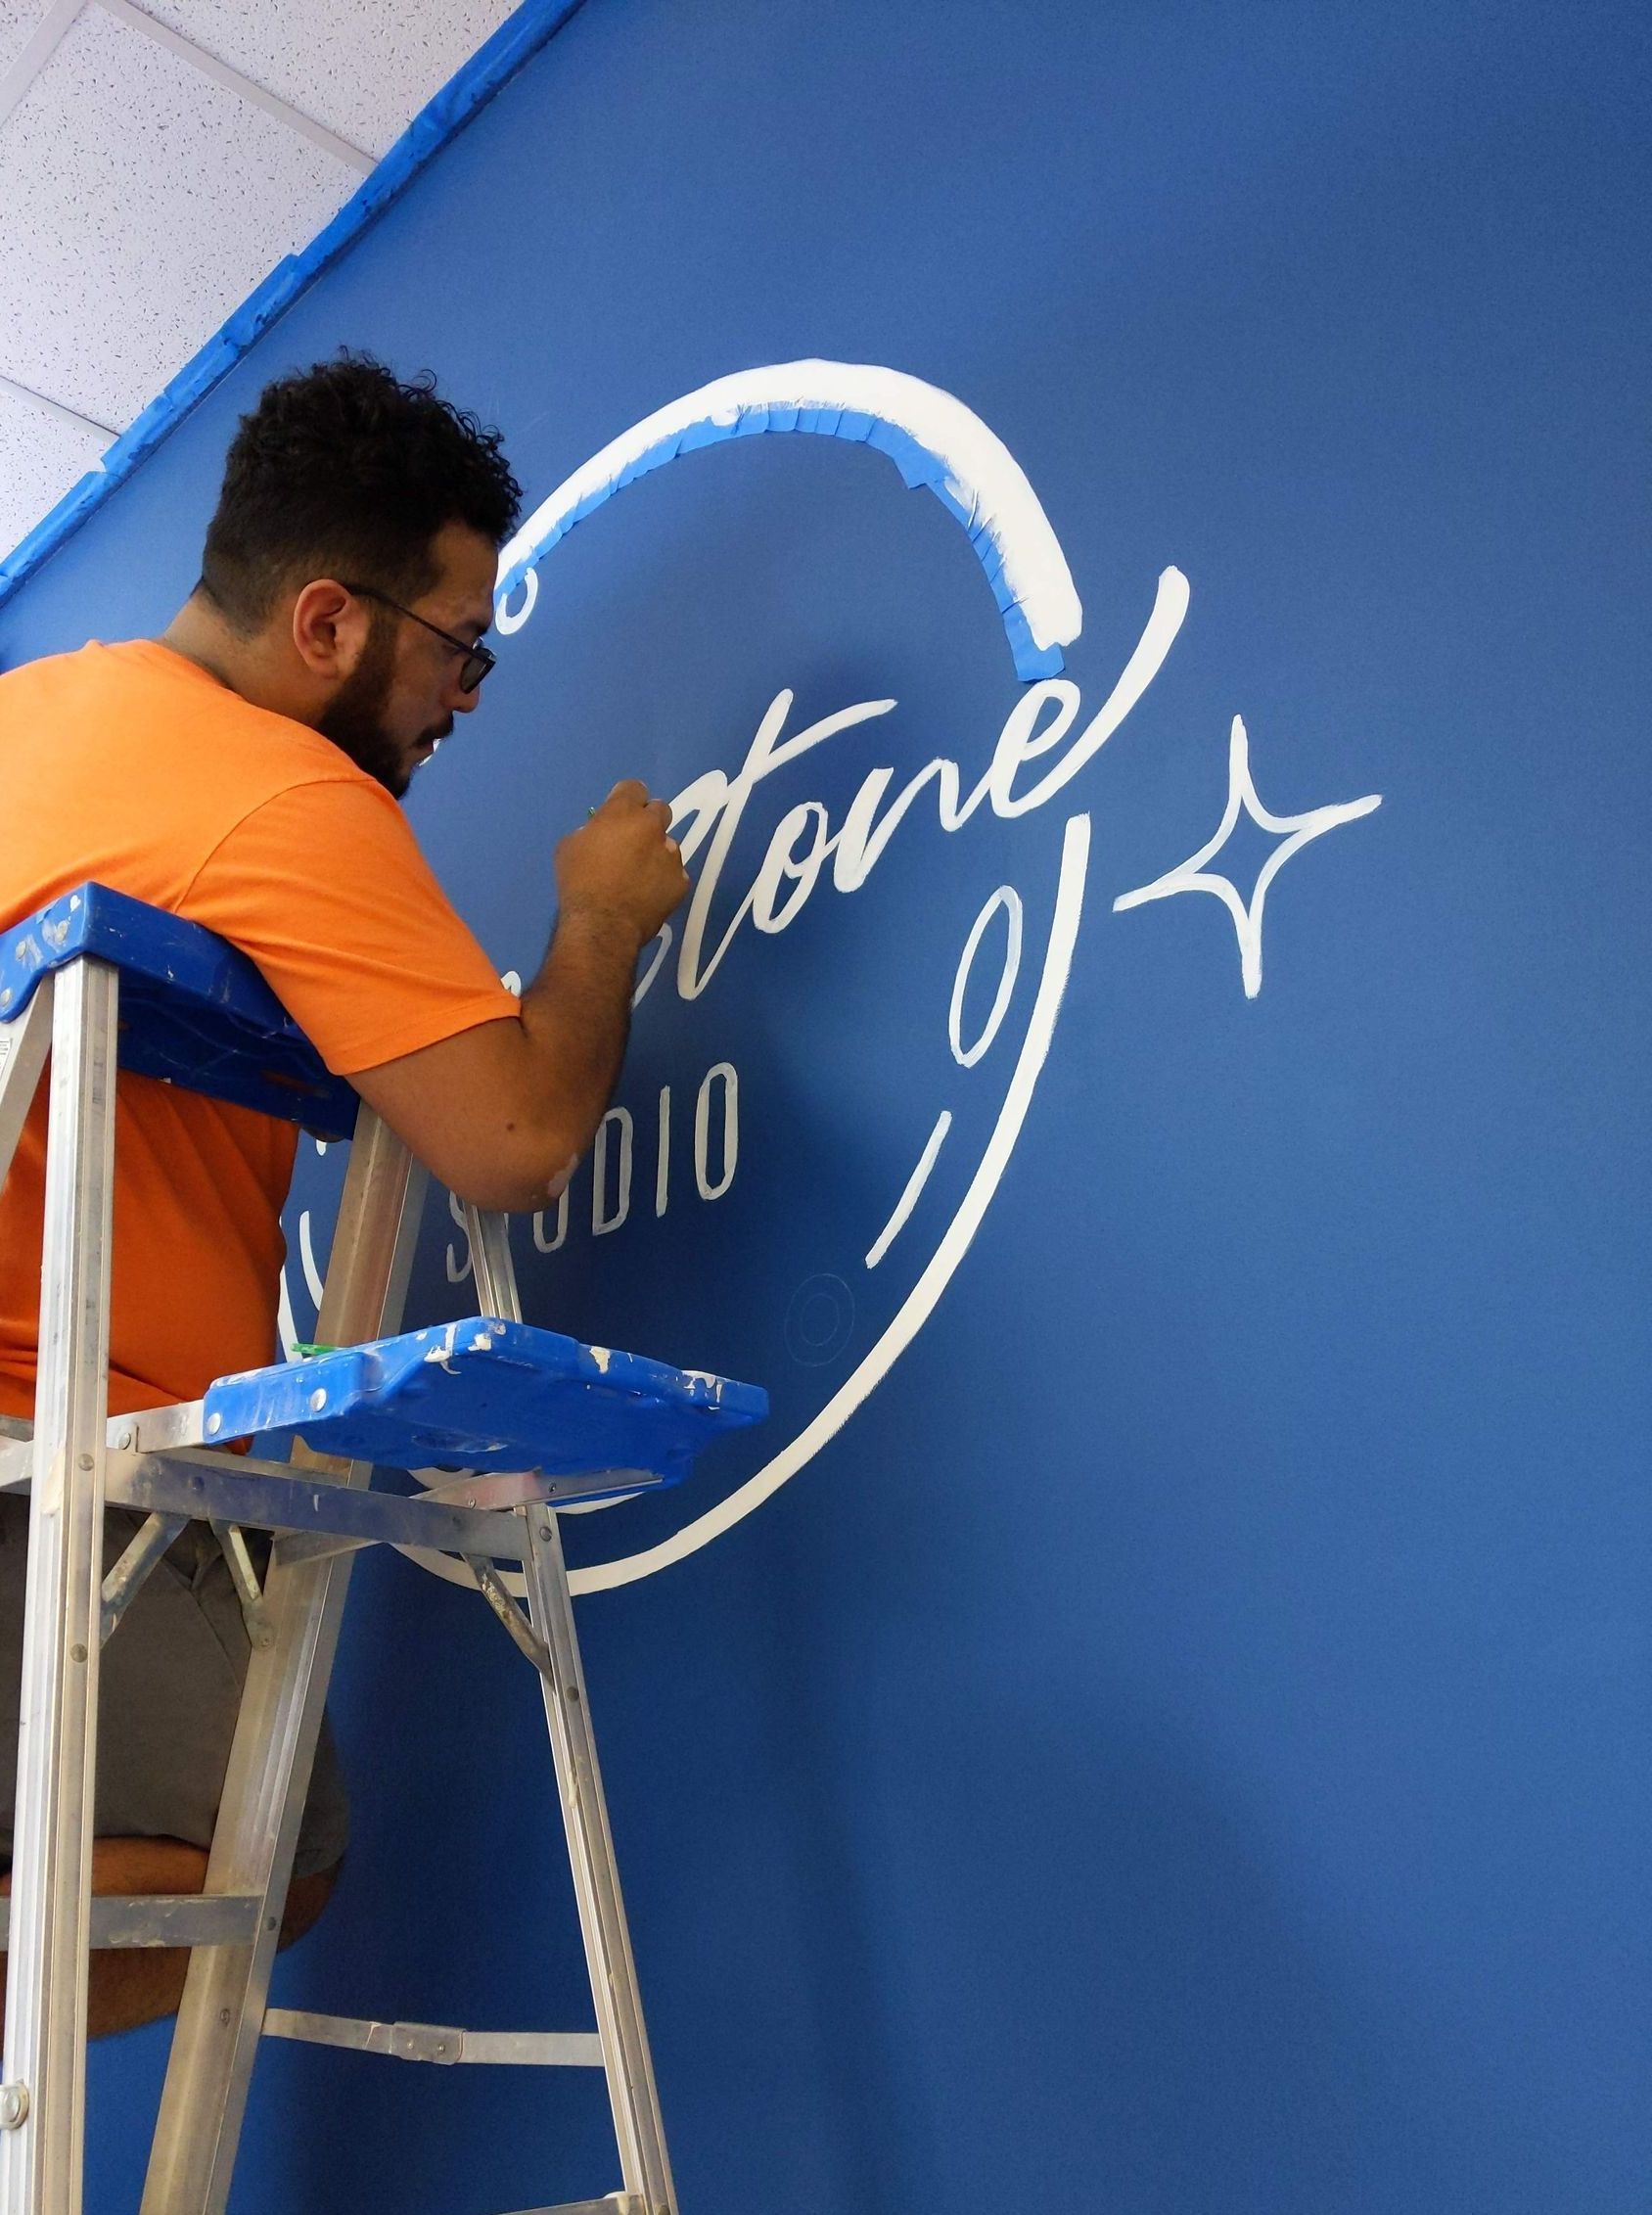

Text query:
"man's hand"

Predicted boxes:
[[555, 779, 689, 951]]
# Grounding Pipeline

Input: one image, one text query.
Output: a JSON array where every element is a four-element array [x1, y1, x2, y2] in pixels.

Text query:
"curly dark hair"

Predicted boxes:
[[199, 352, 522, 629]]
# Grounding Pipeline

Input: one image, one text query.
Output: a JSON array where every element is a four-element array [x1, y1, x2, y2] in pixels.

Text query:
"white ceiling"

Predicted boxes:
[[0, 0, 522, 564]]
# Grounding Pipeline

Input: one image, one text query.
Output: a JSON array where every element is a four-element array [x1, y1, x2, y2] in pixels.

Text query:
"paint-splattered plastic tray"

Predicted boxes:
[[204, 1317, 768, 1484], [0, 881, 358, 1138]]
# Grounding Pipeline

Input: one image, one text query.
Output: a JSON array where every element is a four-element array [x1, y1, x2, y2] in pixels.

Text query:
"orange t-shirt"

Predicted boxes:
[[0, 639, 520, 1420]]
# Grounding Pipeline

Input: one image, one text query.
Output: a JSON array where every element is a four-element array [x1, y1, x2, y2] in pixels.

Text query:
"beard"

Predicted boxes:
[[317, 615, 411, 798]]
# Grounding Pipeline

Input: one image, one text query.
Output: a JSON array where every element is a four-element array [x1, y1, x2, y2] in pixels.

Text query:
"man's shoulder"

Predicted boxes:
[[0, 637, 406, 938], [4, 636, 378, 801]]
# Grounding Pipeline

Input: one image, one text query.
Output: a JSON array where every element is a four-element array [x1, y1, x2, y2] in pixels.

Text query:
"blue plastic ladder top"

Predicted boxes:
[[206, 1319, 768, 1486], [1, 884, 770, 1481], [0, 882, 358, 1138]]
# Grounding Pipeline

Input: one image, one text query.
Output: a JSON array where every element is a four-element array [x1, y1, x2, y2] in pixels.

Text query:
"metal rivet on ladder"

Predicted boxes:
[[308, 1389, 327, 1411], [115, 1428, 133, 1450], [0, 990, 10, 1010], [206, 1413, 222, 1434], [76, 1454, 92, 1471], [0, 2082, 27, 2129]]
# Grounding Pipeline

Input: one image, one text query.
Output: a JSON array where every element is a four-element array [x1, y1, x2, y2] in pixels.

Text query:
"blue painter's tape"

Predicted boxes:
[[0, 0, 588, 613], [493, 400, 1068, 683]]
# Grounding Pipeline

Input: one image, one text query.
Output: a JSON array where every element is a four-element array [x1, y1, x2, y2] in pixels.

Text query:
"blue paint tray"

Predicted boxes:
[[205, 1319, 767, 1484], [0, 882, 358, 1139]]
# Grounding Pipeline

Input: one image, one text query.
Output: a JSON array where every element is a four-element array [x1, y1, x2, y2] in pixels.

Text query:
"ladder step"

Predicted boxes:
[[261, 2009, 604, 2067], [496, 2200, 642, 2215], [0, 1893, 263, 1951], [105, 1451, 546, 1560]]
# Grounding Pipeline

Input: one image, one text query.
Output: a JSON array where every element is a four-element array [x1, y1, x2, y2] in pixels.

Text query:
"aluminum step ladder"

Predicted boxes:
[[0, 883, 766, 2215]]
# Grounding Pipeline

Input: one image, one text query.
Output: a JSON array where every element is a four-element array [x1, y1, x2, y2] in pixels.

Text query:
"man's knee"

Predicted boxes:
[[282, 1864, 339, 1947], [0, 1838, 342, 2040]]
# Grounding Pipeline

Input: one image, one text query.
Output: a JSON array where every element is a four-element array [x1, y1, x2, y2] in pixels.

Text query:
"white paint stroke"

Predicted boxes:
[[693, 1062, 739, 1201], [1113, 715, 1382, 997], [532, 1187, 570, 1253], [865, 1111, 952, 1269], [655, 1084, 671, 1218], [665, 567, 1186, 1001], [632, 925, 672, 1008], [410, 825, 1081, 1587], [445, 1188, 474, 1282], [949, 886, 1024, 1067], [591, 1106, 633, 1234], [569, 810, 1091, 1595], [495, 361, 1082, 666], [298, 1210, 326, 1311]]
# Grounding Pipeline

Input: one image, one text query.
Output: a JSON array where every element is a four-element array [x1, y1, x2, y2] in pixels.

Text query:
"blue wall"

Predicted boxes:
[[3, 2, 1648, 2208]]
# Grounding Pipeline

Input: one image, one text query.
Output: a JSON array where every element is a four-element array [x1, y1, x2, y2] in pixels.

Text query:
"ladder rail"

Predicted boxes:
[[141, 1115, 426, 2215], [467, 1208, 678, 2215], [0, 958, 119, 2215], [0, 983, 54, 1199]]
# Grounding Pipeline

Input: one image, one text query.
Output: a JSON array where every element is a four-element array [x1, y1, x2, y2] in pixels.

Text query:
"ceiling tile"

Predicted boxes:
[[0, 4, 360, 427], [0, 0, 52, 80], [0, 0, 38, 64], [135, 0, 520, 160], [0, 380, 108, 573]]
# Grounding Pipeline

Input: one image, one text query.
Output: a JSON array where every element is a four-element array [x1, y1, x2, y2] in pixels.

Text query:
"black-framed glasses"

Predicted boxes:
[[341, 582, 496, 693]]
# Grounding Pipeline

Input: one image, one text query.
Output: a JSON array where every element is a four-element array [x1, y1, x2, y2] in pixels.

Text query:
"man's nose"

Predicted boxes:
[[449, 678, 482, 715]]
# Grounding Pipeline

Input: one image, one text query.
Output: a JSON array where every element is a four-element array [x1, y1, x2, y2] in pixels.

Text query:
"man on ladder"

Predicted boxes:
[[0, 349, 689, 2037]]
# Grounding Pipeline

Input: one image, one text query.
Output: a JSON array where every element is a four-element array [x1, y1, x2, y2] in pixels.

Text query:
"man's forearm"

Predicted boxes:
[[514, 902, 640, 1178]]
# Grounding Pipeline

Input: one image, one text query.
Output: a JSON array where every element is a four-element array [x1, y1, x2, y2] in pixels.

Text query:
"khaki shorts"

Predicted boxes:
[[0, 1496, 348, 1878]]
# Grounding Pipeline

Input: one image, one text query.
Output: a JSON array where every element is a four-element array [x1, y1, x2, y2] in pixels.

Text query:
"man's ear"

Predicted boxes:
[[291, 577, 368, 682]]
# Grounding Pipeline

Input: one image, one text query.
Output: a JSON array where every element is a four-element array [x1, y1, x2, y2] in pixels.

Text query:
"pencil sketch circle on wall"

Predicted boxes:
[[784, 1275, 856, 1367], [286, 360, 1383, 1598]]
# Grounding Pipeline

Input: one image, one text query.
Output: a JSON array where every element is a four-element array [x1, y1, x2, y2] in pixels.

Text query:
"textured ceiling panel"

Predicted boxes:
[[0, 0, 41, 79], [0, 4, 359, 425], [137, 0, 520, 159], [0, 0, 27, 39], [0, 381, 108, 567]]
